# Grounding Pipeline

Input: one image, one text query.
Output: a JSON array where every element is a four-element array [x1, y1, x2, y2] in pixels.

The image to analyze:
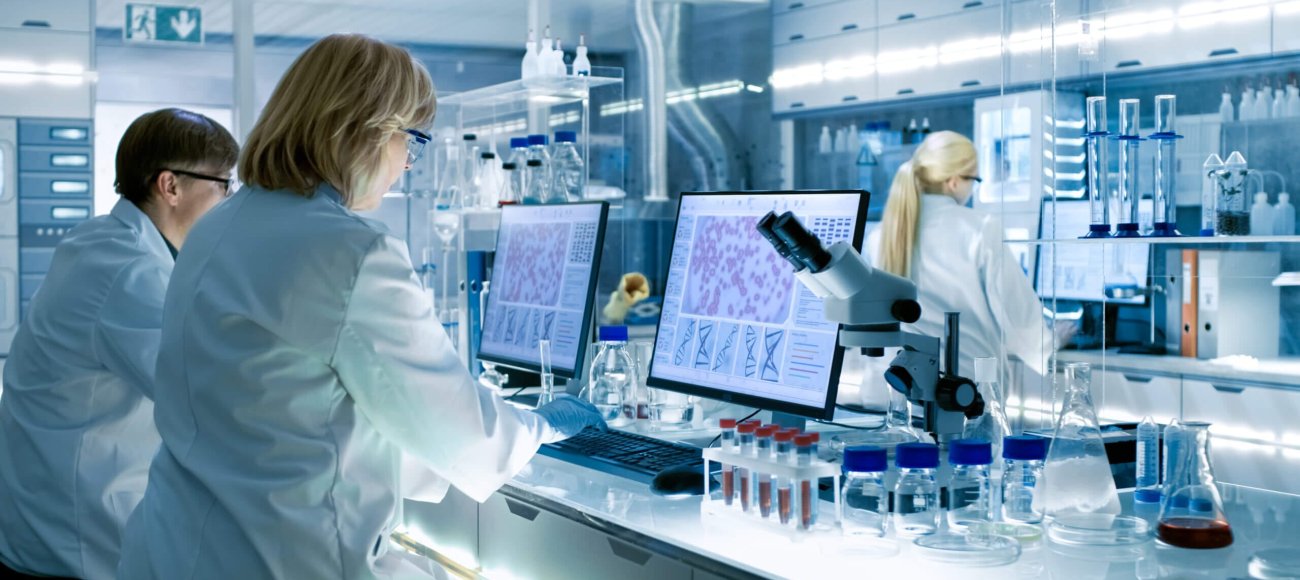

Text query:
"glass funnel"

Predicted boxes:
[[1037, 363, 1121, 522], [1157, 422, 1234, 549]]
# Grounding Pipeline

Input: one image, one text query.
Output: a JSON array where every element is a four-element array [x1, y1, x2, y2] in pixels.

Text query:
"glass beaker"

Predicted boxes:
[[1037, 362, 1121, 521], [1157, 422, 1234, 549]]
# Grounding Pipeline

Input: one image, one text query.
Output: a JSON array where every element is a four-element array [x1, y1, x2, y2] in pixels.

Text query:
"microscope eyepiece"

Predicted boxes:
[[772, 212, 833, 273], [755, 211, 805, 271]]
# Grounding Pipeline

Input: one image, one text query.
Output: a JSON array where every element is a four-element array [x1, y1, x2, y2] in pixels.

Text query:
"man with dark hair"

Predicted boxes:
[[0, 108, 238, 579]]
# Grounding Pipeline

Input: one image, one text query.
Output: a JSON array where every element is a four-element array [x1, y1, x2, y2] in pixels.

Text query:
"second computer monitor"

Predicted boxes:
[[647, 190, 869, 420], [1036, 199, 1150, 305], [478, 202, 609, 379]]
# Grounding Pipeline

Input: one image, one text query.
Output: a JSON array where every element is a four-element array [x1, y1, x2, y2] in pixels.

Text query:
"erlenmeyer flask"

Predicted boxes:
[[962, 357, 1011, 464], [434, 138, 463, 210], [1037, 362, 1121, 521], [1158, 422, 1233, 549]]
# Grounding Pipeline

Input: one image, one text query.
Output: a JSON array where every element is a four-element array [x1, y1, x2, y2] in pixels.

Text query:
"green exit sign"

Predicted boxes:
[[125, 3, 203, 45]]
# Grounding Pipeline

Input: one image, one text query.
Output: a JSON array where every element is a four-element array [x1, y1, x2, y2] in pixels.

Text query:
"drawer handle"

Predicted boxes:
[[1123, 374, 1154, 384], [789, 33, 805, 42], [21, 20, 52, 28], [898, 13, 916, 21], [1208, 48, 1239, 58], [841, 23, 859, 31], [788, 1, 805, 9], [960, 80, 981, 87], [1211, 384, 1245, 394], [962, 1, 984, 7], [790, 102, 806, 108], [504, 498, 540, 521], [1116, 60, 1143, 69], [897, 88, 915, 95], [607, 538, 652, 566], [842, 95, 859, 102]]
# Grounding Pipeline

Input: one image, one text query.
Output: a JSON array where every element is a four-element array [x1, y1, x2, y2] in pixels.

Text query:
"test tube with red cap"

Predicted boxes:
[[774, 429, 797, 525], [795, 434, 817, 530], [736, 422, 758, 512], [718, 419, 737, 506], [755, 425, 779, 519]]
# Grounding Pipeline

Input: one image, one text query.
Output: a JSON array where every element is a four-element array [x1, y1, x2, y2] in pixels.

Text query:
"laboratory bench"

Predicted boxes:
[[397, 451, 1300, 580]]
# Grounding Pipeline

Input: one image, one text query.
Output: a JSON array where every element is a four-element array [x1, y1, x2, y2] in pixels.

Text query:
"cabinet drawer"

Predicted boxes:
[[1095, 370, 1181, 424], [19, 146, 91, 173], [20, 198, 91, 231], [773, 0, 875, 45], [877, 7, 1002, 99], [1182, 379, 1300, 495], [773, 0, 843, 16], [881, 0, 997, 24], [19, 174, 92, 199], [773, 35, 877, 113], [18, 119, 91, 146], [0, 0, 91, 32], [479, 493, 691, 580]]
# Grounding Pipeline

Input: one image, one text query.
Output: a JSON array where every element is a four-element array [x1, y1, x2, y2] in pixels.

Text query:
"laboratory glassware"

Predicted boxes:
[[737, 422, 758, 512], [523, 159, 547, 204], [893, 442, 940, 537], [434, 138, 463, 210], [1039, 362, 1121, 522], [1151, 95, 1182, 237], [498, 162, 520, 205], [962, 357, 1011, 463], [1135, 416, 1160, 504], [947, 439, 994, 533], [477, 280, 507, 391], [755, 425, 778, 519], [587, 326, 632, 424], [841, 446, 888, 537], [1115, 99, 1142, 237], [1158, 421, 1233, 549], [537, 339, 555, 406], [1001, 435, 1048, 524], [1201, 154, 1224, 236], [719, 419, 738, 506], [550, 131, 585, 202], [1085, 96, 1111, 237], [795, 434, 818, 528], [774, 430, 797, 525], [1216, 151, 1250, 235], [475, 151, 501, 209]]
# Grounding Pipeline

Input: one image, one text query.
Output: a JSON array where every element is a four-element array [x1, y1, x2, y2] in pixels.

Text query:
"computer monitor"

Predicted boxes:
[[1035, 199, 1150, 305], [646, 190, 870, 420], [478, 202, 609, 379]]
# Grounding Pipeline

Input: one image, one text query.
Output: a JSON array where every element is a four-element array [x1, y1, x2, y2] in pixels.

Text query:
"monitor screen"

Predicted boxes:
[[647, 190, 869, 419], [478, 202, 609, 379], [1036, 199, 1150, 305]]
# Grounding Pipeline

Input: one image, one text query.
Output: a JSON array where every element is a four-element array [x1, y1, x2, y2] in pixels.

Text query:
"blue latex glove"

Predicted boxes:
[[534, 394, 608, 439]]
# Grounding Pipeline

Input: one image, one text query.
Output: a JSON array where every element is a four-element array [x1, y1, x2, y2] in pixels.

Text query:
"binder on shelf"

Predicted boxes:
[[1180, 249, 1198, 358]]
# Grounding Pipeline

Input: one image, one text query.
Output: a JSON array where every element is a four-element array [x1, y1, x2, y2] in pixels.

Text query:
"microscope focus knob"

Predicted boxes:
[[935, 375, 979, 413], [891, 300, 922, 323]]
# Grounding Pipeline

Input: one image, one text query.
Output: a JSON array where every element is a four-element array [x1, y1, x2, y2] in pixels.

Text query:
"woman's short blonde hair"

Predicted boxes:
[[239, 34, 436, 207]]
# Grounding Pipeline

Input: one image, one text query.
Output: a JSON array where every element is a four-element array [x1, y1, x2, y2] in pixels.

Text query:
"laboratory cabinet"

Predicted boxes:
[[875, 6, 1003, 99], [878, 0, 1003, 25], [1089, 0, 1270, 74], [0, 29, 92, 119], [0, 0, 92, 32], [771, 0, 843, 16], [1095, 370, 1182, 425], [1183, 379, 1300, 497], [772, 0, 875, 46], [772, 31, 878, 113]]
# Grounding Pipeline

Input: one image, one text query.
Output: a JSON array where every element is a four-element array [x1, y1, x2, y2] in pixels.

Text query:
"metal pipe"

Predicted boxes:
[[943, 312, 960, 376], [633, 0, 668, 201]]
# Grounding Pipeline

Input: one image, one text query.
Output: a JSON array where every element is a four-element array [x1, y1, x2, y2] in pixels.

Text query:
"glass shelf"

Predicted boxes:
[[1009, 235, 1300, 246], [438, 75, 623, 109]]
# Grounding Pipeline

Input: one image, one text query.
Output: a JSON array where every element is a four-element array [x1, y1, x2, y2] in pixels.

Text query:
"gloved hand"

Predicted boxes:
[[602, 272, 650, 324], [534, 394, 608, 439]]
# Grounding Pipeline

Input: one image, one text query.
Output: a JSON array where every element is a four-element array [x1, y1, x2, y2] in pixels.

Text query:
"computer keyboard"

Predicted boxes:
[[537, 428, 704, 484]]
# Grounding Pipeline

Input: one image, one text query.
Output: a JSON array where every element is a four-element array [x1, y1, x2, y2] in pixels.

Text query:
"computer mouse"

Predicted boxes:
[[650, 461, 715, 497]]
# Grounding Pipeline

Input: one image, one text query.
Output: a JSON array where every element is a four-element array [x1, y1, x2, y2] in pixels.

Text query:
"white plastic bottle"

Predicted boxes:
[[549, 130, 584, 202], [1251, 192, 1275, 236], [1288, 85, 1300, 118], [1240, 89, 1254, 121], [538, 26, 554, 77], [572, 34, 591, 76], [1219, 91, 1234, 123], [1275, 193, 1296, 235], [1255, 88, 1270, 120], [1274, 89, 1286, 119], [521, 29, 539, 80], [818, 126, 832, 154], [551, 38, 567, 76]]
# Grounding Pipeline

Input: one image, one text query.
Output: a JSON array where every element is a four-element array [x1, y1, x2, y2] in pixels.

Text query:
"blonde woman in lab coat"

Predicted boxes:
[[862, 130, 1056, 394], [117, 34, 604, 579]]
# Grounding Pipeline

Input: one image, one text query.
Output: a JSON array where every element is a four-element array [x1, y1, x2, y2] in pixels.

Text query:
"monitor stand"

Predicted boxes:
[[771, 412, 808, 432]]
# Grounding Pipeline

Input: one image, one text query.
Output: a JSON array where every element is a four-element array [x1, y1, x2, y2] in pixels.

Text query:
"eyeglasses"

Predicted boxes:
[[164, 169, 236, 196], [961, 175, 983, 184], [405, 128, 432, 166]]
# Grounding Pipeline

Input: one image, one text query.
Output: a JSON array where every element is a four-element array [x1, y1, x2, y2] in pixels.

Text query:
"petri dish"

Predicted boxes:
[[914, 532, 1022, 566], [966, 521, 1044, 546], [1249, 548, 1300, 579], [1046, 513, 1151, 546]]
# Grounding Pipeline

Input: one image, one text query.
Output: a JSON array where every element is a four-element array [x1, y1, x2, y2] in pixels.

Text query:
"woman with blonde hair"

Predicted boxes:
[[867, 130, 1056, 384], [117, 34, 603, 579]]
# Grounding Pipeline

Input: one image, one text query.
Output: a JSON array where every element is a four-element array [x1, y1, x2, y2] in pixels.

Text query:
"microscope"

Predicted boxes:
[[756, 211, 983, 443]]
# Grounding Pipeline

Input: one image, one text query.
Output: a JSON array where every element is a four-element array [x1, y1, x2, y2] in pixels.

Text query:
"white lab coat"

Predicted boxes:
[[117, 185, 556, 579], [857, 194, 1053, 399], [0, 198, 169, 579]]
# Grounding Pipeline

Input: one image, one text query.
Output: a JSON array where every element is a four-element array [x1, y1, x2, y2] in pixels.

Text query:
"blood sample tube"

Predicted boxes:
[[755, 426, 778, 519], [774, 429, 796, 525], [795, 433, 817, 530], [719, 419, 737, 506], [736, 422, 758, 512]]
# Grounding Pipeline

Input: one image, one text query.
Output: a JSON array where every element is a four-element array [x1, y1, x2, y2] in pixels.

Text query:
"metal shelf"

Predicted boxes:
[[1009, 235, 1300, 246]]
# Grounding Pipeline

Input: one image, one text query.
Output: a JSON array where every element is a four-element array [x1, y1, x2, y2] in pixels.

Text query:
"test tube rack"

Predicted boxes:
[[700, 447, 842, 538]]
